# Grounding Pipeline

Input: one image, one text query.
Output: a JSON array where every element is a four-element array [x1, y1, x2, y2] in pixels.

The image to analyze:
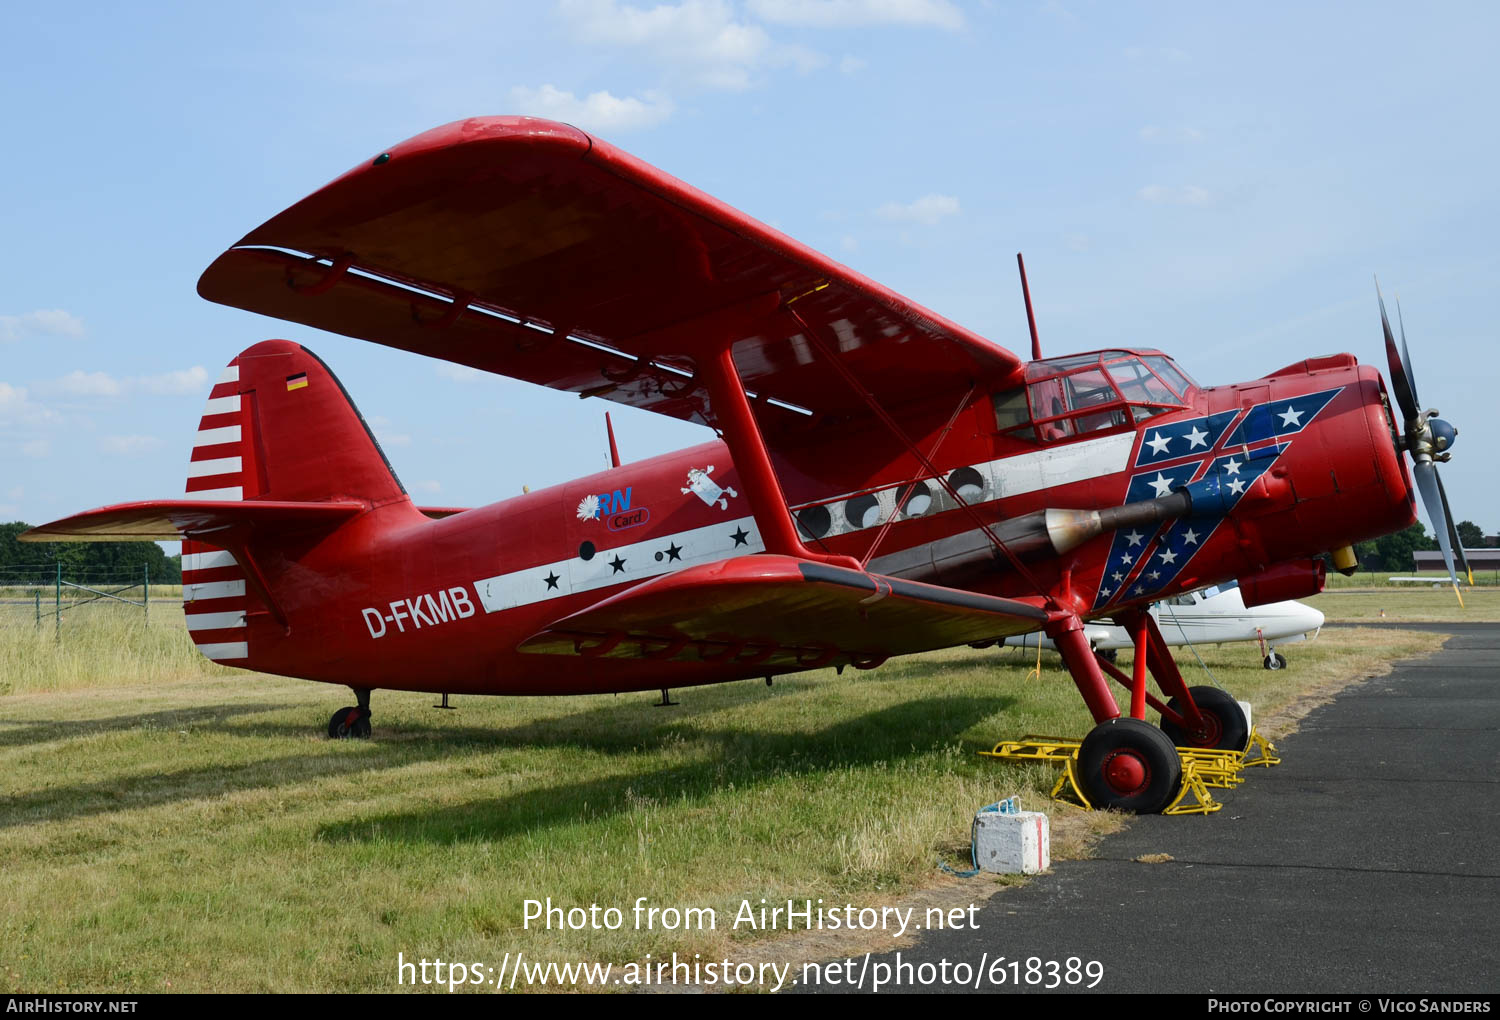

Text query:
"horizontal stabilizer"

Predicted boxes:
[[20, 499, 365, 542], [519, 555, 1047, 670]]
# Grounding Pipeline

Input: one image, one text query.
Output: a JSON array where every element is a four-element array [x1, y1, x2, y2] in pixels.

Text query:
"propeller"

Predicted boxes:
[[1377, 280, 1469, 597]]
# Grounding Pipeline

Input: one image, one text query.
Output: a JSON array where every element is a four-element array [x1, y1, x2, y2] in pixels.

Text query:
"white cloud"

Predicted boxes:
[[839, 235, 859, 253], [411, 480, 442, 494], [838, 54, 867, 73], [51, 370, 123, 397], [38, 365, 209, 399], [0, 382, 61, 427], [1137, 184, 1212, 206], [436, 363, 489, 384], [749, 0, 962, 28], [136, 366, 208, 395], [509, 84, 675, 133], [0, 309, 85, 342], [875, 193, 960, 225], [557, 0, 776, 91], [21, 439, 51, 459], [100, 434, 163, 456]]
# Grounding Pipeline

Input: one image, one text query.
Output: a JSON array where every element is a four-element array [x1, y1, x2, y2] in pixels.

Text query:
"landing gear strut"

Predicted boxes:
[[1045, 608, 1247, 813], [1263, 651, 1287, 671], [328, 687, 372, 739]]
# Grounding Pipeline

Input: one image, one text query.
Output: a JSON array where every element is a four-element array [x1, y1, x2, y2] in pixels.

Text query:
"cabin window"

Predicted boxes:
[[1020, 349, 1192, 443], [991, 386, 1034, 439]]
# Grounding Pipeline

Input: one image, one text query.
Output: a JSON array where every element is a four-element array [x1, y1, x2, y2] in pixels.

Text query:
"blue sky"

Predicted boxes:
[[2, 1, 1495, 544]]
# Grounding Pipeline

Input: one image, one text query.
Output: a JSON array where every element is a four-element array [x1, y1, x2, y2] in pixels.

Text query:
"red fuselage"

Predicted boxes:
[[228, 348, 1413, 696]]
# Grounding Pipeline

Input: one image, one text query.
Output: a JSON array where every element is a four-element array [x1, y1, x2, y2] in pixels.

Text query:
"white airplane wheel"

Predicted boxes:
[[1263, 651, 1287, 671]]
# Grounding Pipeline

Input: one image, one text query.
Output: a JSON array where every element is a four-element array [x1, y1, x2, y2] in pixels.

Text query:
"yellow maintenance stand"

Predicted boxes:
[[980, 729, 1280, 815]]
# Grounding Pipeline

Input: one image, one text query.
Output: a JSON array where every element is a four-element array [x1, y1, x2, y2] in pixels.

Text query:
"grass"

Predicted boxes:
[[0, 610, 1447, 992], [1306, 586, 1500, 622]]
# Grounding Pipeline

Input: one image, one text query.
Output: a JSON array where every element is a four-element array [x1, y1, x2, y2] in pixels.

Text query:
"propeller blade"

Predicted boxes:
[[1412, 460, 1463, 598], [1376, 279, 1419, 422], [1433, 468, 1473, 585], [1395, 297, 1421, 414]]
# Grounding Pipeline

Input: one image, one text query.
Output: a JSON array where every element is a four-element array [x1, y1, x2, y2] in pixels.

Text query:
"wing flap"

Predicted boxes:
[[198, 116, 1022, 437], [518, 555, 1047, 668], [20, 500, 366, 542]]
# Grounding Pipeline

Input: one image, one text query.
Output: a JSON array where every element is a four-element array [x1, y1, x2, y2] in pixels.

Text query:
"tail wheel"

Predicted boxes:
[[328, 706, 372, 739], [1160, 685, 1249, 752], [1077, 718, 1182, 814]]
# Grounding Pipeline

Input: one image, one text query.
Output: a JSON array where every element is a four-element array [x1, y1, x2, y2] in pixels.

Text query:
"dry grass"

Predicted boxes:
[[0, 612, 1446, 993], [1306, 587, 1500, 623]]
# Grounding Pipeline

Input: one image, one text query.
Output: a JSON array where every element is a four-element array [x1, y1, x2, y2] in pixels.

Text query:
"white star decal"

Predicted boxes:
[[1149, 570, 1161, 580], [1099, 587, 1112, 599], [1149, 473, 1175, 497], [1126, 530, 1144, 547], [1121, 553, 1134, 565], [1159, 549, 1178, 564], [1112, 571, 1124, 582], [1227, 478, 1247, 495], [1223, 457, 1242, 475], [1134, 585, 1145, 595], [1278, 406, 1304, 428], [1184, 425, 1209, 448], [1146, 432, 1171, 455], [1182, 528, 1200, 545]]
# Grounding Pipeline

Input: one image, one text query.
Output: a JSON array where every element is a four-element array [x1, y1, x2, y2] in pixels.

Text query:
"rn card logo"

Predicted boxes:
[[577, 488, 639, 526], [682, 465, 738, 511]]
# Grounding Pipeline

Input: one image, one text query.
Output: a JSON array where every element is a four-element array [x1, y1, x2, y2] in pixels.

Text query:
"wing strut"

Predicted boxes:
[[701, 342, 862, 570]]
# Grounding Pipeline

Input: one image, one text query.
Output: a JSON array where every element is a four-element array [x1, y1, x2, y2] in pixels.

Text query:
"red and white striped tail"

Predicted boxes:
[[184, 361, 249, 664]]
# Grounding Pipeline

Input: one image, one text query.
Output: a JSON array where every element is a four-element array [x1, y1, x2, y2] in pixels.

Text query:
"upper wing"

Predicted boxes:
[[197, 117, 1022, 440], [20, 499, 365, 542], [518, 554, 1047, 670]]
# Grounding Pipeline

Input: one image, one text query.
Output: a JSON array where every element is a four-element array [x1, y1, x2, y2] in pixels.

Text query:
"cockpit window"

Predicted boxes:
[[1009, 350, 1193, 444]]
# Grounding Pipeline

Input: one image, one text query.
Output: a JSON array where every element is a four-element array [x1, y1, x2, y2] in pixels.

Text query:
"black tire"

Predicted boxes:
[[1097, 647, 1119, 664], [1263, 652, 1287, 671], [1160, 685, 1249, 752], [328, 706, 372, 739], [1076, 717, 1182, 814]]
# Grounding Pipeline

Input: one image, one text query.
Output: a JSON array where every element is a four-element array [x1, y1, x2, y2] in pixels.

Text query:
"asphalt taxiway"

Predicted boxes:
[[802, 622, 1500, 994]]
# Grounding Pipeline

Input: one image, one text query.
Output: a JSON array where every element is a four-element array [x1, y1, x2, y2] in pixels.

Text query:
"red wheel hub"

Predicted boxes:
[[1100, 749, 1150, 796], [1185, 710, 1223, 748]]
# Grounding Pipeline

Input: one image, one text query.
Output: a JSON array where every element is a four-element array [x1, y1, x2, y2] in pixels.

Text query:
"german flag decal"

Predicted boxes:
[[285, 372, 309, 391]]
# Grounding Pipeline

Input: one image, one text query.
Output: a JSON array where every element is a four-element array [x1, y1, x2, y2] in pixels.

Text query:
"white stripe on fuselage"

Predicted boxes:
[[473, 516, 765, 614], [469, 433, 1135, 615]]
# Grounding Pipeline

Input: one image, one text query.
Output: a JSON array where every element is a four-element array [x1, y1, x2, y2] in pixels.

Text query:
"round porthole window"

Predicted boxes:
[[795, 504, 831, 540], [897, 481, 932, 518], [948, 466, 985, 502], [844, 494, 881, 530]]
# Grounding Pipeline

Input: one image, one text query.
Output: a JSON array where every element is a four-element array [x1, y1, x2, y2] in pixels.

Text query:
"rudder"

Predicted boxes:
[[182, 339, 405, 663]]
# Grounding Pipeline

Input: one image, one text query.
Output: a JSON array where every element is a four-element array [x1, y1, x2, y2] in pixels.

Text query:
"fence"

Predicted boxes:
[[0, 564, 160, 638]]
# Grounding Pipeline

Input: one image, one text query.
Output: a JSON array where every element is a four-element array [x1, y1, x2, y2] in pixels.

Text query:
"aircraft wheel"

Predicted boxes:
[[1263, 651, 1287, 671], [1160, 685, 1249, 752], [1097, 647, 1119, 664], [1076, 718, 1182, 814], [328, 706, 372, 739]]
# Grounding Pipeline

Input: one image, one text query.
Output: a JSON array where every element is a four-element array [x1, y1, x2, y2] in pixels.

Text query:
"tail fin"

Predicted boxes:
[[186, 338, 405, 505], [183, 339, 405, 663]]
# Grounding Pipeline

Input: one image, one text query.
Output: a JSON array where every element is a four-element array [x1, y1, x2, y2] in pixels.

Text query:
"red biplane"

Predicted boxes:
[[24, 117, 1465, 813]]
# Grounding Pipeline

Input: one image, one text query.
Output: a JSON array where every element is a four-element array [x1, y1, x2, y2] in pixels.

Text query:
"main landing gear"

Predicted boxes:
[[1046, 609, 1250, 814], [328, 687, 372, 739], [1263, 651, 1288, 671]]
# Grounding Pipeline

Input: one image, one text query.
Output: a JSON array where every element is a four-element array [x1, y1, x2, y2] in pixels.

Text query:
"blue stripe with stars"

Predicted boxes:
[[1133, 409, 1240, 468]]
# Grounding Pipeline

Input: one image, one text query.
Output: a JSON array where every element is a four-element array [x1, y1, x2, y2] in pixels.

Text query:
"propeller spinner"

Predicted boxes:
[[1377, 281, 1471, 592]]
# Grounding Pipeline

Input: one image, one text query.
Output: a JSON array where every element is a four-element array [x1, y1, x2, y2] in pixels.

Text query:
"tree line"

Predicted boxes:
[[0, 522, 182, 585]]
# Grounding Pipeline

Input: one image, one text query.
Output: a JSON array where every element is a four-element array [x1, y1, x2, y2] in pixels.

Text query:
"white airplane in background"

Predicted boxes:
[[1003, 580, 1325, 670]]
